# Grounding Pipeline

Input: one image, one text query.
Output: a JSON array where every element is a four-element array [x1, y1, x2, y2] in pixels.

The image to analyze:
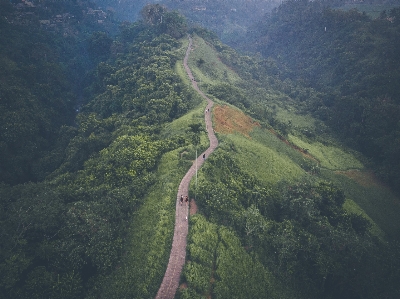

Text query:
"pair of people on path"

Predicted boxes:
[[180, 195, 189, 205]]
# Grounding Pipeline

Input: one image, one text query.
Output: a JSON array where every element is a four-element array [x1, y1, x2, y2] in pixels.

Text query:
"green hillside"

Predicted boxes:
[[246, 0, 400, 195], [180, 33, 400, 299], [1, 2, 400, 299]]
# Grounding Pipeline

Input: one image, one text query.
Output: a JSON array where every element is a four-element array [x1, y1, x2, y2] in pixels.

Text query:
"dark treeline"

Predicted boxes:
[[241, 0, 400, 194], [0, 0, 118, 185]]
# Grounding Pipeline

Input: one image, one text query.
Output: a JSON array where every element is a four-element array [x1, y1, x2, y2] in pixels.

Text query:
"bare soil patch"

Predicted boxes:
[[214, 105, 260, 138]]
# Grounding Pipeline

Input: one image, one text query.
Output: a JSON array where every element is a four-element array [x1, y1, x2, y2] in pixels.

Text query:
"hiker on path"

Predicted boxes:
[[185, 196, 189, 205], [203, 154, 206, 160], [180, 195, 184, 205]]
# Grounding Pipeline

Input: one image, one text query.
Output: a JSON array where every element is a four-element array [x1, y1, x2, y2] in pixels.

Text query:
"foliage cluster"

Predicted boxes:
[[179, 214, 273, 299], [0, 0, 75, 184], [85, 147, 189, 298], [183, 149, 400, 298], [140, 3, 187, 39], [0, 0, 121, 184], [0, 4, 198, 298]]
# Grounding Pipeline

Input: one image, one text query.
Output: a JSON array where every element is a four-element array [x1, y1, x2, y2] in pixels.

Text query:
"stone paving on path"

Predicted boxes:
[[155, 36, 219, 299]]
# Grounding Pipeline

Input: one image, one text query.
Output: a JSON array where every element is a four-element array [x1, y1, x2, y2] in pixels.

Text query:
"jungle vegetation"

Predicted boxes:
[[242, 0, 400, 194], [1, 1, 194, 298], [1, 1, 400, 298]]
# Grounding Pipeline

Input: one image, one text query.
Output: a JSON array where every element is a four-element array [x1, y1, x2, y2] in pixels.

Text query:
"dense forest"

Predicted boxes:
[[1, 0, 400, 298], [1, 1, 194, 297], [241, 0, 400, 194]]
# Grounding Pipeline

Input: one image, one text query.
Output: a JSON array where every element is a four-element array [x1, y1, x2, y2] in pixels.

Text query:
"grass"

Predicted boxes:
[[275, 106, 317, 131], [288, 134, 364, 170], [251, 126, 319, 170], [187, 34, 241, 88], [174, 38, 192, 87], [322, 169, 400, 240], [221, 133, 305, 186], [161, 99, 210, 165], [161, 102, 206, 139], [90, 148, 188, 298], [343, 198, 386, 240], [180, 215, 297, 299]]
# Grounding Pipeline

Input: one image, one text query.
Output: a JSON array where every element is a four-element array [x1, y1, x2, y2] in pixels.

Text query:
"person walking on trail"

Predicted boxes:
[[185, 196, 189, 205], [180, 195, 184, 205], [203, 154, 206, 160]]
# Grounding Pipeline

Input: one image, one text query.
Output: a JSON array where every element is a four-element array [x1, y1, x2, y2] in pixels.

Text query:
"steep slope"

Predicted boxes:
[[247, 1, 400, 194], [177, 33, 400, 299]]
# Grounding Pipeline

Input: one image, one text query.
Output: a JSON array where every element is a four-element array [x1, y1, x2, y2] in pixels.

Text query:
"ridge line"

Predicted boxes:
[[155, 35, 219, 299]]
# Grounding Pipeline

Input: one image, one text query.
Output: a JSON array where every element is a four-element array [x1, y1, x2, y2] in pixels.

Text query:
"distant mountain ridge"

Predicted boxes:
[[92, 0, 282, 44], [90, 0, 400, 45]]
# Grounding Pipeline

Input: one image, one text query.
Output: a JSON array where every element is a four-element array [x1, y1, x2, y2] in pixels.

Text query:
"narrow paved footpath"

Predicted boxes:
[[155, 36, 218, 299]]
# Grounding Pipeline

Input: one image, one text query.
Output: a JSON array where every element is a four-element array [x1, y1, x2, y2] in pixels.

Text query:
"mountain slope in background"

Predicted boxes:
[[91, 0, 400, 46], [244, 0, 400, 194], [92, 0, 282, 45]]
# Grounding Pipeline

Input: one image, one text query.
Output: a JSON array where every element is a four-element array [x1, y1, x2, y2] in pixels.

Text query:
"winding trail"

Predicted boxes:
[[155, 36, 218, 299]]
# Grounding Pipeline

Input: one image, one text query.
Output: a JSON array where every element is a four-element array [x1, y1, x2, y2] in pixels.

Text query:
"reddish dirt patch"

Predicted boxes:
[[335, 170, 384, 188], [179, 282, 188, 290], [213, 105, 260, 138], [190, 199, 198, 215]]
